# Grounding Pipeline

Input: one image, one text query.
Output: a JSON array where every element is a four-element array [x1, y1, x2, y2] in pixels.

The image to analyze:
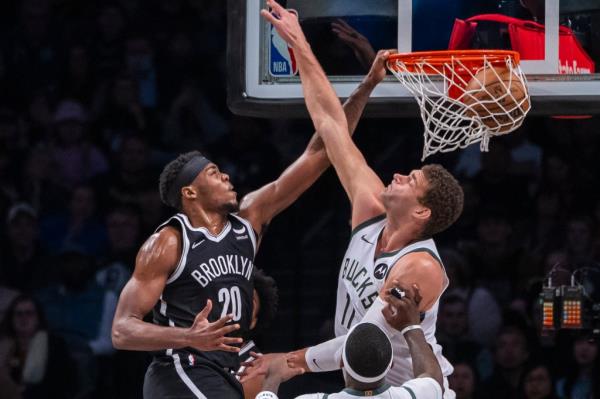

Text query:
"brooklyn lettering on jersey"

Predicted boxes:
[[341, 257, 378, 309], [191, 254, 254, 287]]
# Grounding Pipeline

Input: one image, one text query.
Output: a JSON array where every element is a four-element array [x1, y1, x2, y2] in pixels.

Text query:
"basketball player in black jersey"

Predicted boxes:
[[111, 16, 393, 399]]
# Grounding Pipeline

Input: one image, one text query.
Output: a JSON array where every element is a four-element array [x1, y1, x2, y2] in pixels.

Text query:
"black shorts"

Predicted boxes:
[[143, 355, 244, 399]]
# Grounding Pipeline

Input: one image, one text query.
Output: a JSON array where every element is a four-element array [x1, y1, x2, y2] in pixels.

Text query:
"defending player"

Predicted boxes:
[[245, 285, 444, 399], [258, 2, 463, 397], [110, 18, 393, 399]]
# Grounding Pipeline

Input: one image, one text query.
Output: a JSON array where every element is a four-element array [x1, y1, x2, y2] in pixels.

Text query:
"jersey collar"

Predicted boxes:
[[342, 383, 391, 396]]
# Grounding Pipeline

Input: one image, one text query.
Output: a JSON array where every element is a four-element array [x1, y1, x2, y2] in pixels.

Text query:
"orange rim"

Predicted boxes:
[[387, 49, 521, 74]]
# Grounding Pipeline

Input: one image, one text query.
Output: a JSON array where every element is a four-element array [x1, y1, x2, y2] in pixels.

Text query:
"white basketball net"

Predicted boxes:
[[387, 54, 531, 160]]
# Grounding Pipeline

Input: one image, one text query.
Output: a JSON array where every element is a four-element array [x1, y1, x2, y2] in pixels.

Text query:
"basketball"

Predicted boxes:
[[462, 66, 530, 134]]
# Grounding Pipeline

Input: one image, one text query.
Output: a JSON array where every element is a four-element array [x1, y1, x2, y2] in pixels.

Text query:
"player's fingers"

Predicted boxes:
[[196, 299, 212, 321], [211, 323, 240, 336], [266, 0, 286, 16], [331, 21, 351, 34], [209, 314, 234, 330], [381, 303, 395, 320], [412, 284, 422, 304], [222, 336, 244, 345], [337, 18, 354, 31], [218, 343, 241, 353], [250, 351, 263, 358], [260, 9, 279, 25]]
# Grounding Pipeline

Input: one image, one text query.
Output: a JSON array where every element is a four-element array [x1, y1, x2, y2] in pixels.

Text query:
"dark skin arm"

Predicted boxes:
[[111, 226, 243, 352], [239, 2, 390, 243], [382, 285, 444, 388]]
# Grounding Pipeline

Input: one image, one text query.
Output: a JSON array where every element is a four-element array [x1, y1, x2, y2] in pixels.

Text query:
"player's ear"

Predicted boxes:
[[181, 185, 197, 201], [413, 206, 431, 221]]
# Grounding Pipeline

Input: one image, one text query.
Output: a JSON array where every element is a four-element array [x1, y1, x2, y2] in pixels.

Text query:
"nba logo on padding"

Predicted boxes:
[[268, 13, 298, 77]]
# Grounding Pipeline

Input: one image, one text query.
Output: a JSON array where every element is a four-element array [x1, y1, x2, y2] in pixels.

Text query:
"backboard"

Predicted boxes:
[[227, 0, 600, 117]]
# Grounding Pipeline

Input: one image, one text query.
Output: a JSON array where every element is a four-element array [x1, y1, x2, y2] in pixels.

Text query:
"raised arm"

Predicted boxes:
[[254, 0, 386, 230], [111, 227, 242, 352], [238, 4, 393, 240], [383, 286, 444, 389]]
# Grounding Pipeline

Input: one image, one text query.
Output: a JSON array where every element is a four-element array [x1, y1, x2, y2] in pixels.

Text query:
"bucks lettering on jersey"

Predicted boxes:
[[152, 213, 257, 370], [335, 215, 454, 387]]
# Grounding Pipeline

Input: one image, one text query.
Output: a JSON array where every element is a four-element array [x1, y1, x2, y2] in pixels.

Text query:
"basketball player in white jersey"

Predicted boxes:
[[246, 285, 444, 399], [259, 2, 464, 397]]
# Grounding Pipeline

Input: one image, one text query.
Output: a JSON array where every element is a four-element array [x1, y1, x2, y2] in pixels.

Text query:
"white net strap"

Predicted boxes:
[[388, 55, 530, 160]]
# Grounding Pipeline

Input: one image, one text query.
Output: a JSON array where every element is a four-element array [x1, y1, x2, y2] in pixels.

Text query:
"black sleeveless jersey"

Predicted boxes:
[[152, 213, 257, 370]]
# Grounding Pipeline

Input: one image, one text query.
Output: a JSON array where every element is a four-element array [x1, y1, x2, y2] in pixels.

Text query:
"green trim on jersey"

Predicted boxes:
[[341, 383, 391, 396], [383, 248, 443, 280], [350, 214, 386, 238], [402, 385, 416, 399]]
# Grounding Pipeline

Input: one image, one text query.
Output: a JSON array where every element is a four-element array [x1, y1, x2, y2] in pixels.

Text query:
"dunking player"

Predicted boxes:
[[110, 16, 393, 399], [257, 2, 464, 397]]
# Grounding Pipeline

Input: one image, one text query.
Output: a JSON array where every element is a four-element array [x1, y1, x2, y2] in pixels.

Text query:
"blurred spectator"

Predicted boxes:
[[162, 79, 228, 150], [59, 44, 96, 105], [564, 216, 595, 267], [26, 90, 53, 141], [519, 362, 558, 399], [7, 0, 59, 104], [527, 190, 566, 266], [442, 248, 501, 346], [125, 34, 158, 109], [37, 251, 116, 355], [157, 31, 201, 105], [436, 294, 484, 367], [0, 146, 19, 220], [40, 184, 108, 256], [92, 4, 126, 79], [448, 361, 481, 399], [95, 205, 142, 294], [482, 326, 531, 399], [95, 134, 157, 207], [18, 144, 68, 216], [556, 335, 599, 399], [461, 208, 531, 304], [0, 203, 47, 292], [0, 294, 77, 398], [50, 99, 109, 187], [94, 72, 158, 148]]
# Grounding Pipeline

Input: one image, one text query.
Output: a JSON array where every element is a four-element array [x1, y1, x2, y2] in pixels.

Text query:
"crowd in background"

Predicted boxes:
[[0, 1, 599, 399]]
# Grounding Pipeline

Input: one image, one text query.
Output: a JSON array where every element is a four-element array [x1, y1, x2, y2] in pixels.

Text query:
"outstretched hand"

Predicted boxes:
[[365, 49, 397, 85], [260, 0, 306, 49], [382, 282, 422, 331], [238, 352, 305, 385], [187, 300, 243, 352]]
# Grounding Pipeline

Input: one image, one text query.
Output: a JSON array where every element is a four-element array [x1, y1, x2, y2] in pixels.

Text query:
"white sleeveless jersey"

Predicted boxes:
[[334, 215, 454, 386]]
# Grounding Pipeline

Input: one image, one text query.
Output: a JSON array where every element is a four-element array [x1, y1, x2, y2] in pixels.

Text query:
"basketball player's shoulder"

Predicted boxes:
[[135, 226, 182, 274], [390, 251, 443, 280]]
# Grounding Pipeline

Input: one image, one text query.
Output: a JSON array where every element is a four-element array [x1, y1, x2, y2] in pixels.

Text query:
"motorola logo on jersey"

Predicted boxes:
[[373, 263, 388, 280]]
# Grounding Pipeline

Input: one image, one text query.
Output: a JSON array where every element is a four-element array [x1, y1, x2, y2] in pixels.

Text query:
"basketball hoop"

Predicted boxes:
[[387, 50, 531, 160]]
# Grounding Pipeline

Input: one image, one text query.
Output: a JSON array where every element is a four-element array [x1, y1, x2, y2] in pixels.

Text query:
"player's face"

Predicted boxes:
[[381, 169, 429, 217], [194, 163, 239, 213]]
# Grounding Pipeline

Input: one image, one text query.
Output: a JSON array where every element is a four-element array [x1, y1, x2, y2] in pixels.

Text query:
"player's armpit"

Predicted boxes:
[[350, 189, 386, 230], [380, 252, 445, 312]]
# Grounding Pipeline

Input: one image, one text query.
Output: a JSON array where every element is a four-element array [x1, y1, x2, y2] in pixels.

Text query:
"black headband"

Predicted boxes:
[[167, 156, 211, 208]]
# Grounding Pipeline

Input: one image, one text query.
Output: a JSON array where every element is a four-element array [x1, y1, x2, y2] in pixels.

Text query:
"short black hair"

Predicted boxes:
[[252, 268, 279, 335], [159, 151, 203, 210], [345, 323, 392, 380]]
